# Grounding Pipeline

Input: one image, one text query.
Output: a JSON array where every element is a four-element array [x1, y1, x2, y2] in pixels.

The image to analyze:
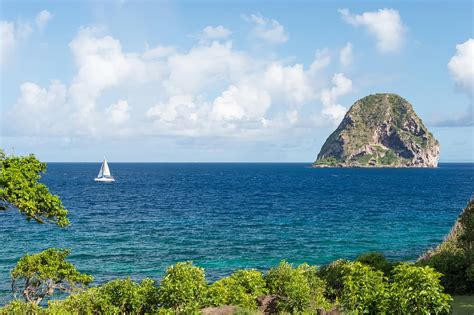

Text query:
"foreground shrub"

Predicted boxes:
[[11, 248, 93, 304], [318, 259, 348, 301], [355, 252, 393, 275], [207, 269, 267, 309], [421, 250, 472, 294], [265, 261, 328, 313], [340, 261, 389, 314], [0, 300, 44, 315], [389, 263, 452, 314], [158, 262, 207, 313], [48, 278, 159, 314]]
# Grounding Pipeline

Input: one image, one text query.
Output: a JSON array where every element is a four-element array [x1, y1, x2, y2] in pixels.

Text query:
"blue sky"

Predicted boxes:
[[1, 0, 473, 162]]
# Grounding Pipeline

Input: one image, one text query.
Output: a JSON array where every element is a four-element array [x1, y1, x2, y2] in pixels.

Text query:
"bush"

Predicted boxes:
[[340, 261, 389, 314], [420, 251, 471, 294], [318, 259, 349, 301], [158, 262, 207, 313], [207, 269, 267, 309], [0, 300, 45, 315], [265, 261, 328, 313], [355, 252, 393, 275], [389, 263, 452, 314], [48, 278, 159, 314]]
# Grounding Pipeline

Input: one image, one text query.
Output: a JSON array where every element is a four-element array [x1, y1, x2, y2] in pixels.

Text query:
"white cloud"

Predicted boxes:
[[0, 21, 15, 67], [35, 10, 53, 30], [339, 42, 353, 67], [200, 25, 231, 41], [68, 27, 158, 118], [309, 48, 331, 73], [106, 100, 131, 124], [165, 41, 250, 94], [6, 81, 68, 135], [5, 26, 355, 139], [211, 85, 271, 121], [339, 8, 405, 53], [142, 44, 175, 59], [245, 14, 288, 44], [1, 10, 51, 68], [448, 38, 474, 96], [319, 73, 353, 124], [436, 38, 474, 127], [0, 20, 32, 68]]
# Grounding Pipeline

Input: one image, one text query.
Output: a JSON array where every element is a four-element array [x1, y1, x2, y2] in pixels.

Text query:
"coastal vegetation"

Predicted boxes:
[[0, 150, 472, 314]]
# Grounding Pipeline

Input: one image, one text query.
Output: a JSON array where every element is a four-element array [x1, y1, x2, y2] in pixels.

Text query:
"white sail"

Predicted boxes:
[[102, 158, 111, 177], [97, 163, 104, 178]]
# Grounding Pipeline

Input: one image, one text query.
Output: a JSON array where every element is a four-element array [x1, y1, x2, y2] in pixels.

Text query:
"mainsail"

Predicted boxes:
[[102, 159, 111, 177]]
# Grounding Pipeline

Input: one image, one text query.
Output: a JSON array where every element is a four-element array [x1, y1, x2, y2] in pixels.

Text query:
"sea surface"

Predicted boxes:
[[1, 163, 473, 303]]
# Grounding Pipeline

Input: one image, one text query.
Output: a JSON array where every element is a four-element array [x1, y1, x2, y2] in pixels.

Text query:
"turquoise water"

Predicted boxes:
[[1, 163, 473, 303]]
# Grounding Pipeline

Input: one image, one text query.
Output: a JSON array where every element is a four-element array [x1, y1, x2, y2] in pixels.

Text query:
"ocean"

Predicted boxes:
[[1, 162, 473, 303]]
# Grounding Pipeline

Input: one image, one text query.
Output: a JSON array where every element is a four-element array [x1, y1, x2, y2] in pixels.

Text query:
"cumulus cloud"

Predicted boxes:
[[35, 10, 53, 30], [435, 38, 474, 127], [4, 25, 355, 139], [106, 100, 131, 124], [319, 73, 353, 124], [245, 14, 288, 44], [339, 42, 353, 67], [199, 25, 231, 41], [339, 8, 405, 53], [211, 85, 271, 121], [142, 44, 175, 59], [1, 9, 51, 68], [0, 20, 32, 67], [448, 38, 474, 96]]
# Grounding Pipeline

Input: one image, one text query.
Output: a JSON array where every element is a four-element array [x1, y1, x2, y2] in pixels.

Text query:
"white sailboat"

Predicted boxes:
[[94, 157, 115, 182]]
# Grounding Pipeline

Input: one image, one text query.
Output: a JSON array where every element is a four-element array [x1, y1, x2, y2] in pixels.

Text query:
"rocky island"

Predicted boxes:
[[314, 93, 440, 168]]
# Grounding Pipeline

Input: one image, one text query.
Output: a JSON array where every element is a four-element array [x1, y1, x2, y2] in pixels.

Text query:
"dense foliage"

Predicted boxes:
[[11, 249, 93, 305], [207, 269, 267, 309], [340, 262, 389, 313], [421, 200, 474, 294], [389, 264, 452, 314], [0, 151, 70, 227], [157, 262, 208, 313], [265, 261, 329, 313], [48, 278, 159, 314]]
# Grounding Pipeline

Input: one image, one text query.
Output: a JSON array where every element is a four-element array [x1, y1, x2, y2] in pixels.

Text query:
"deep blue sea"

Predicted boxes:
[[1, 163, 473, 303]]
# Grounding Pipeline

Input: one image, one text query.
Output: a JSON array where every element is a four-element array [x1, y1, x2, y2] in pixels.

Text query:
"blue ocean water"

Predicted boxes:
[[1, 162, 473, 303]]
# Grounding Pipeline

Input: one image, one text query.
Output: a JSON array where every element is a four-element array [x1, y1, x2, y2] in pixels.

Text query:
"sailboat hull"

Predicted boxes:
[[94, 177, 115, 182]]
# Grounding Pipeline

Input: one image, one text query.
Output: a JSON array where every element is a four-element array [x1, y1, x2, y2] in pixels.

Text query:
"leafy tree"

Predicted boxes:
[[265, 261, 329, 313], [207, 269, 267, 309], [11, 248, 93, 304], [157, 262, 207, 313], [340, 261, 389, 314], [389, 263, 452, 314], [0, 150, 70, 227], [318, 259, 349, 301], [355, 252, 393, 275]]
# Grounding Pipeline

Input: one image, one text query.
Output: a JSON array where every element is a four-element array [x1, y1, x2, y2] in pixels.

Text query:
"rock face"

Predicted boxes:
[[314, 93, 440, 168]]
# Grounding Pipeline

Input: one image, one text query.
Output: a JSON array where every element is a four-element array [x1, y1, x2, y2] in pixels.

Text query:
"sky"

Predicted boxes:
[[0, 0, 473, 162]]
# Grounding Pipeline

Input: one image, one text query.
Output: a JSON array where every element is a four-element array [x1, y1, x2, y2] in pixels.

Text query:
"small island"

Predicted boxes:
[[314, 93, 440, 168]]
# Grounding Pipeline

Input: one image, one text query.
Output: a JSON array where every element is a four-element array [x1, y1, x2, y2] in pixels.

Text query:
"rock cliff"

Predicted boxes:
[[314, 93, 439, 167]]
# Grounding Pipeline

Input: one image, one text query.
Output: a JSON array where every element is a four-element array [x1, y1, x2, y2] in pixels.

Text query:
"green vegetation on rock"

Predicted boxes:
[[314, 93, 440, 168], [420, 199, 474, 295]]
